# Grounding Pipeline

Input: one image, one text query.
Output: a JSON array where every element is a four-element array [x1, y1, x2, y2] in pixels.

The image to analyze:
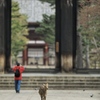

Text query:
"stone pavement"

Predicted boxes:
[[0, 90, 100, 100]]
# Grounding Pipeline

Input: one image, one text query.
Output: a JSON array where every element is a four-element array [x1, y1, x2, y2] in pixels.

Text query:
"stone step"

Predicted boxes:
[[75, 69, 100, 74], [0, 78, 100, 82], [8, 68, 60, 73], [0, 75, 100, 90]]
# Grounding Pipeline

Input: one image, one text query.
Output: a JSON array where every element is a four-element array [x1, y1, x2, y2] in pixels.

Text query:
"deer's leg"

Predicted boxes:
[[41, 95, 44, 100], [44, 95, 46, 100]]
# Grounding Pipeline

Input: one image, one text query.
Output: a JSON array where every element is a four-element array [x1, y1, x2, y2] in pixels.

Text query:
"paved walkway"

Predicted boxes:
[[0, 73, 100, 100], [0, 90, 100, 100]]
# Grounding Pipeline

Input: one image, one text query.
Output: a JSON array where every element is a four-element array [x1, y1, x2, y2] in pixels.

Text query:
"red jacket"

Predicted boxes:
[[12, 65, 25, 80]]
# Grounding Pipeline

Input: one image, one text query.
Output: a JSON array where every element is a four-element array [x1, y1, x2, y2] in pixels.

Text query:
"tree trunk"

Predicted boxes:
[[86, 45, 90, 68], [76, 33, 83, 68]]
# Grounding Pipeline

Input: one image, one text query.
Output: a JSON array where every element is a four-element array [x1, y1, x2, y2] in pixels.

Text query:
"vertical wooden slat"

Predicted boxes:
[[0, 0, 5, 73]]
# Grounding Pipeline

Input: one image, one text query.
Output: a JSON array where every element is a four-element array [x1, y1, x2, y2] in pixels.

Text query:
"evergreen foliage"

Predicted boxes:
[[36, 0, 55, 44], [11, 1, 28, 59], [35, 14, 55, 44]]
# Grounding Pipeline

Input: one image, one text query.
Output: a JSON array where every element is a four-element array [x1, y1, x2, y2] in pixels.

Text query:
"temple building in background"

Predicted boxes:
[[13, 0, 55, 67], [17, 22, 55, 66]]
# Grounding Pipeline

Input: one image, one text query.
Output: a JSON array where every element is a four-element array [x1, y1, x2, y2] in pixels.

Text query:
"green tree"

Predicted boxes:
[[11, 1, 28, 61], [35, 14, 55, 44], [78, 0, 100, 48], [78, 0, 100, 68], [35, 0, 55, 44]]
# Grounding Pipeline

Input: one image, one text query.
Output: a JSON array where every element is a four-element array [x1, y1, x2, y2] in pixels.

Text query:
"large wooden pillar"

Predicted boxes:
[[4, 0, 11, 72], [0, 0, 5, 73], [55, 0, 61, 71], [56, 0, 77, 72], [23, 47, 28, 65], [0, 0, 11, 73], [72, 0, 77, 69]]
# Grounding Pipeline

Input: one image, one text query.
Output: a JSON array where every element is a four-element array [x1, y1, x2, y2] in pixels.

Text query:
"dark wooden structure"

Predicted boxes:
[[21, 22, 49, 65], [0, 0, 77, 73]]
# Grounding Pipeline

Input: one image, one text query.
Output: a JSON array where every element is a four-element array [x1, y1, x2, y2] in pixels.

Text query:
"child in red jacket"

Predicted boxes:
[[12, 63, 25, 93]]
